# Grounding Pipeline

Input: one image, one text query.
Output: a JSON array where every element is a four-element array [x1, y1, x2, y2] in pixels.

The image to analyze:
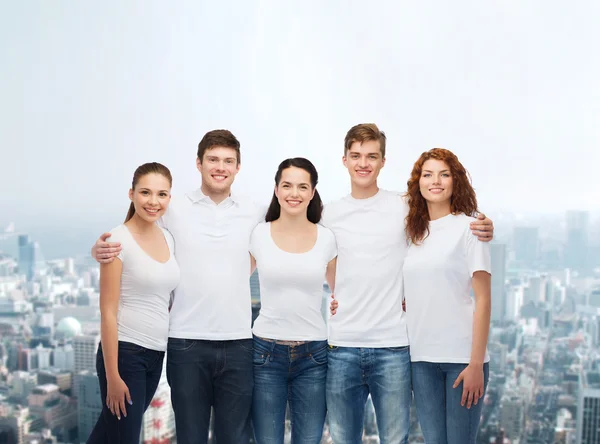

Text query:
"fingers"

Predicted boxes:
[[466, 390, 474, 409], [119, 395, 127, 418], [100, 232, 112, 241], [125, 387, 132, 406], [452, 373, 463, 389], [476, 213, 486, 220]]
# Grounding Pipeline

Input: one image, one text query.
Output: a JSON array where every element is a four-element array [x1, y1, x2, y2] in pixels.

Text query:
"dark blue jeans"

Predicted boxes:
[[252, 336, 328, 444], [87, 341, 164, 444], [411, 362, 490, 444], [166, 338, 254, 444], [326, 346, 412, 444]]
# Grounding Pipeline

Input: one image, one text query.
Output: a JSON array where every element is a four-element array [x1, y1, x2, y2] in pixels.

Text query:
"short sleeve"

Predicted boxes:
[[465, 227, 491, 276], [106, 226, 126, 262], [323, 227, 338, 262], [249, 223, 264, 257]]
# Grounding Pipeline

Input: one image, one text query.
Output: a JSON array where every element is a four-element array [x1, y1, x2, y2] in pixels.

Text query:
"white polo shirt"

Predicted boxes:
[[403, 213, 491, 363], [322, 189, 410, 348], [161, 189, 265, 340]]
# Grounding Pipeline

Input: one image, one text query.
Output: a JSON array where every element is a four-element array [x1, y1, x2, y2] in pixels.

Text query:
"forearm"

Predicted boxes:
[[470, 297, 491, 365], [101, 315, 120, 379]]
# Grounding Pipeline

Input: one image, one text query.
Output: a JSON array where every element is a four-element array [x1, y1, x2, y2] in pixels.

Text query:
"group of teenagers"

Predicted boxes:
[[85, 123, 494, 444]]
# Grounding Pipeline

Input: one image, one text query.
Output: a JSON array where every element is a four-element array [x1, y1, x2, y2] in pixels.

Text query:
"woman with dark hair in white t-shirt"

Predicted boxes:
[[402, 148, 491, 444], [87, 162, 180, 444], [250, 157, 337, 444]]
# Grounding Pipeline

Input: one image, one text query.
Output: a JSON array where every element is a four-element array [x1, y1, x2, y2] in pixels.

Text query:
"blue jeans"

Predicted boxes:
[[166, 338, 254, 444], [326, 346, 412, 444], [411, 362, 490, 444], [252, 336, 328, 444], [87, 341, 164, 443]]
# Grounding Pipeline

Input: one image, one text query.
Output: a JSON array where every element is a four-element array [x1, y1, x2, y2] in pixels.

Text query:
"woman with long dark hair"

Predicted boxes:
[[403, 148, 491, 444], [250, 157, 337, 443], [87, 162, 180, 443]]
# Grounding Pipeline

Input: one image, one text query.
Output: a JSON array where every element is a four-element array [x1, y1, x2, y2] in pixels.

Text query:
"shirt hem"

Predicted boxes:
[[328, 339, 410, 348], [168, 331, 252, 340], [410, 355, 490, 363]]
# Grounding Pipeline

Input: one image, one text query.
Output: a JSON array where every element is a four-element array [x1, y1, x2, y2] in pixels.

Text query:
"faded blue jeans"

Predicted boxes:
[[252, 336, 328, 444], [411, 362, 490, 444], [326, 346, 412, 444]]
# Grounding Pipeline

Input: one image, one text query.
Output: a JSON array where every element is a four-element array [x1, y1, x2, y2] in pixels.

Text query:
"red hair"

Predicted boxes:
[[404, 148, 478, 245]]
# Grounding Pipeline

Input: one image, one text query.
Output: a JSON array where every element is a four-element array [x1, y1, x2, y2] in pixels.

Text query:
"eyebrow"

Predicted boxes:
[[349, 151, 380, 156], [422, 169, 450, 173], [139, 188, 169, 192], [207, 155, 236, 160], [281, 181, 310, 186]]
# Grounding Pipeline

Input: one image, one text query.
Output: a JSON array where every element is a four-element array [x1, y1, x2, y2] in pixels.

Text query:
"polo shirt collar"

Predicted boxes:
[[186, 188, 239, 205]]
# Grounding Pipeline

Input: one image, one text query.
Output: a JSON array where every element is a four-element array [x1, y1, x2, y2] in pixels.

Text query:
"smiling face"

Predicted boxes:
[[275, 166, 315, 217], [129, 173, 172, 223], [197, 146, 240, 196], [419, 158, 454, 206], [343, 140, 385, 192]]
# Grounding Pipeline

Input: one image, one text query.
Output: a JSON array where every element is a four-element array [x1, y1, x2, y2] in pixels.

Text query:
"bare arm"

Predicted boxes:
[[250, 253, 257, 275], [100, 259, 122, 384], [470, 271, 491, 365], [326, 257, 337, 293], [470, 213, 494, 242], [92, 233, 122, 264]]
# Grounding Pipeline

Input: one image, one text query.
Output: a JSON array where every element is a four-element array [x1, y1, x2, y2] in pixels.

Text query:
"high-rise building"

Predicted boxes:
[[73, 334, 100, 396], [491, 243, 507, 322], [565, 210, 590, 274], [141, 372, 176, 443], [77, 370, 102, 443], [250, 270, 260, 302], [17, 235, 46, 281], [0, 405, 30, 444], [576, 370, 600, 444], [500, 390, 525, 440], [53, 344, 74, 371], [513, 226, 539, 267]]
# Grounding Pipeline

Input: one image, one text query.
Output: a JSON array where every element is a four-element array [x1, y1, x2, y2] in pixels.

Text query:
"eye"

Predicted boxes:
[[226, 159, 235, 164], [369, 155, 377, 159], [141, 190, 149, 195]]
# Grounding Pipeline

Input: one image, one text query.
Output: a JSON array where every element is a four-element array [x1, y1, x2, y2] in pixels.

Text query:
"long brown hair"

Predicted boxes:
[[404, 148, 478, 245], [125, 162, 173, 223]]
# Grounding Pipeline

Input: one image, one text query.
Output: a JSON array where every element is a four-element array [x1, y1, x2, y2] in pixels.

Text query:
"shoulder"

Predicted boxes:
[[322, 195, 350, 223], [160, 227, 175, 245], [106, 225, 128, 244], [251, 221, 269, 238], [233, 194, 268, 220], [318, 224, 336, 244]]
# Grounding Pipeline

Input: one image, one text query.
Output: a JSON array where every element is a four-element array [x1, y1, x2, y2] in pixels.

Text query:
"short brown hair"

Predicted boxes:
[[344, 123, 387, 157], [197, 129, 241, 164]]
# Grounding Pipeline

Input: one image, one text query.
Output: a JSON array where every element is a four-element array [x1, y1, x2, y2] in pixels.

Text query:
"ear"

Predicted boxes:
[[381, 156, 386, 168], [274, 184, 279, 199], [196, 156, 202, 172], [128, 189, 134, 201], [310, 188, 315, 201], [342, 155, 348, 168]]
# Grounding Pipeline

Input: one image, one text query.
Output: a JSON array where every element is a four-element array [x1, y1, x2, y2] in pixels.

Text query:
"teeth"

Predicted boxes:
[[213, 175, 226, 180]]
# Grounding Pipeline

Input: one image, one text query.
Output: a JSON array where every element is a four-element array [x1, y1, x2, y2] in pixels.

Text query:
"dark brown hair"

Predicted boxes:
[[265, 158, 323, 224], [197, 129, 241, 165], [405, 148, 478, 245], [125, 162, 173, 223], [344, 123, 387, 157]]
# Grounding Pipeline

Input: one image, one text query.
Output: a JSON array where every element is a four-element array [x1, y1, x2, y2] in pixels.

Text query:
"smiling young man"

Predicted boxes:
[[91, 130, 264, 444], [322, 123, 494, 444]]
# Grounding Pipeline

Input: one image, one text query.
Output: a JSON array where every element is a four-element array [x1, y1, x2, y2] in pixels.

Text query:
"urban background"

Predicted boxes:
[[1, 1, 599, 443]]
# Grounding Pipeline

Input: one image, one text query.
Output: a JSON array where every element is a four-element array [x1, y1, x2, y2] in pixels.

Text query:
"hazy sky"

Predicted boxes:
[[1, 1, 599, 233]]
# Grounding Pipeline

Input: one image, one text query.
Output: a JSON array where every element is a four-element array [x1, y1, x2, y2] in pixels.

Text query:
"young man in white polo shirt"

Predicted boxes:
[[92, 130, 263, 444], [322, 123, 494, 444]]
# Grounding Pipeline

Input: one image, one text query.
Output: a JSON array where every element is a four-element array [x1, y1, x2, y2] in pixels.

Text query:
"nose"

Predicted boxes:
[[149, 194, 158, 205]]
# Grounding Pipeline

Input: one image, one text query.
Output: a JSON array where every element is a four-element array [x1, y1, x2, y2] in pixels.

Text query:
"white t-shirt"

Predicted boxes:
[[250, 222, 337, 341], [322, 189, 409, 348], [108, 224, 180, 351], [403, 213, 491, 363], [161, 189, 265, 340]]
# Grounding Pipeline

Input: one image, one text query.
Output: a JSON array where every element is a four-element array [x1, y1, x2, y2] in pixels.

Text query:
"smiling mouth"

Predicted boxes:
[[212, 175, 227, 181], [144, 208, 160, 215], [355, 170, 371, 177], [286, 200, 302, 207], [429, 188, 444, 193]]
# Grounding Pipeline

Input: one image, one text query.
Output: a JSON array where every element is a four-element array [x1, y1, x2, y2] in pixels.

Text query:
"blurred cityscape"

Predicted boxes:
[[0, 209, 599, 443]]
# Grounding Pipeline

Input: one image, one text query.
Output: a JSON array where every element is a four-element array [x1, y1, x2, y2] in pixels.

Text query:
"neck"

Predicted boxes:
[[201, 183, 231, 205], [126, 214, 157, 233], [350, 182, 379, 200], [273, 210, 311, 229], [427, 201, 452, 221]]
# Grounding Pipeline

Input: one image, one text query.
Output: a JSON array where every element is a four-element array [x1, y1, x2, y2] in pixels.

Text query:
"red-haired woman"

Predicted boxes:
[[403, 148, 491, 444]]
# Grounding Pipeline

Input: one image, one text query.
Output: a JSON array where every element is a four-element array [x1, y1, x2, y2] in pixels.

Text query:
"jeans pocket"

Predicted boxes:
[[385, 345, 409, 352], [167, 338, 196, 352], [253, 349, 270, 367], [310, 345, 328, 365], [119, 341, 146, 354]]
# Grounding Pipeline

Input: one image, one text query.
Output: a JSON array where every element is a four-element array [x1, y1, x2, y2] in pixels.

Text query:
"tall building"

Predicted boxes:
[[53, 344, 74, 371], [73, 334, 100, 397], [140, 372, 176, 443], [17, 235, 46, 281], [0, 406, 30, 444], [513, 226, 539, 267], [77, 370, 102, 443], [250, 270, 260, 302], [491, 243, 507, 322], [577, 370, 600, 444], [500, 390, 525, 441], [565, 210, 590, 274]]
